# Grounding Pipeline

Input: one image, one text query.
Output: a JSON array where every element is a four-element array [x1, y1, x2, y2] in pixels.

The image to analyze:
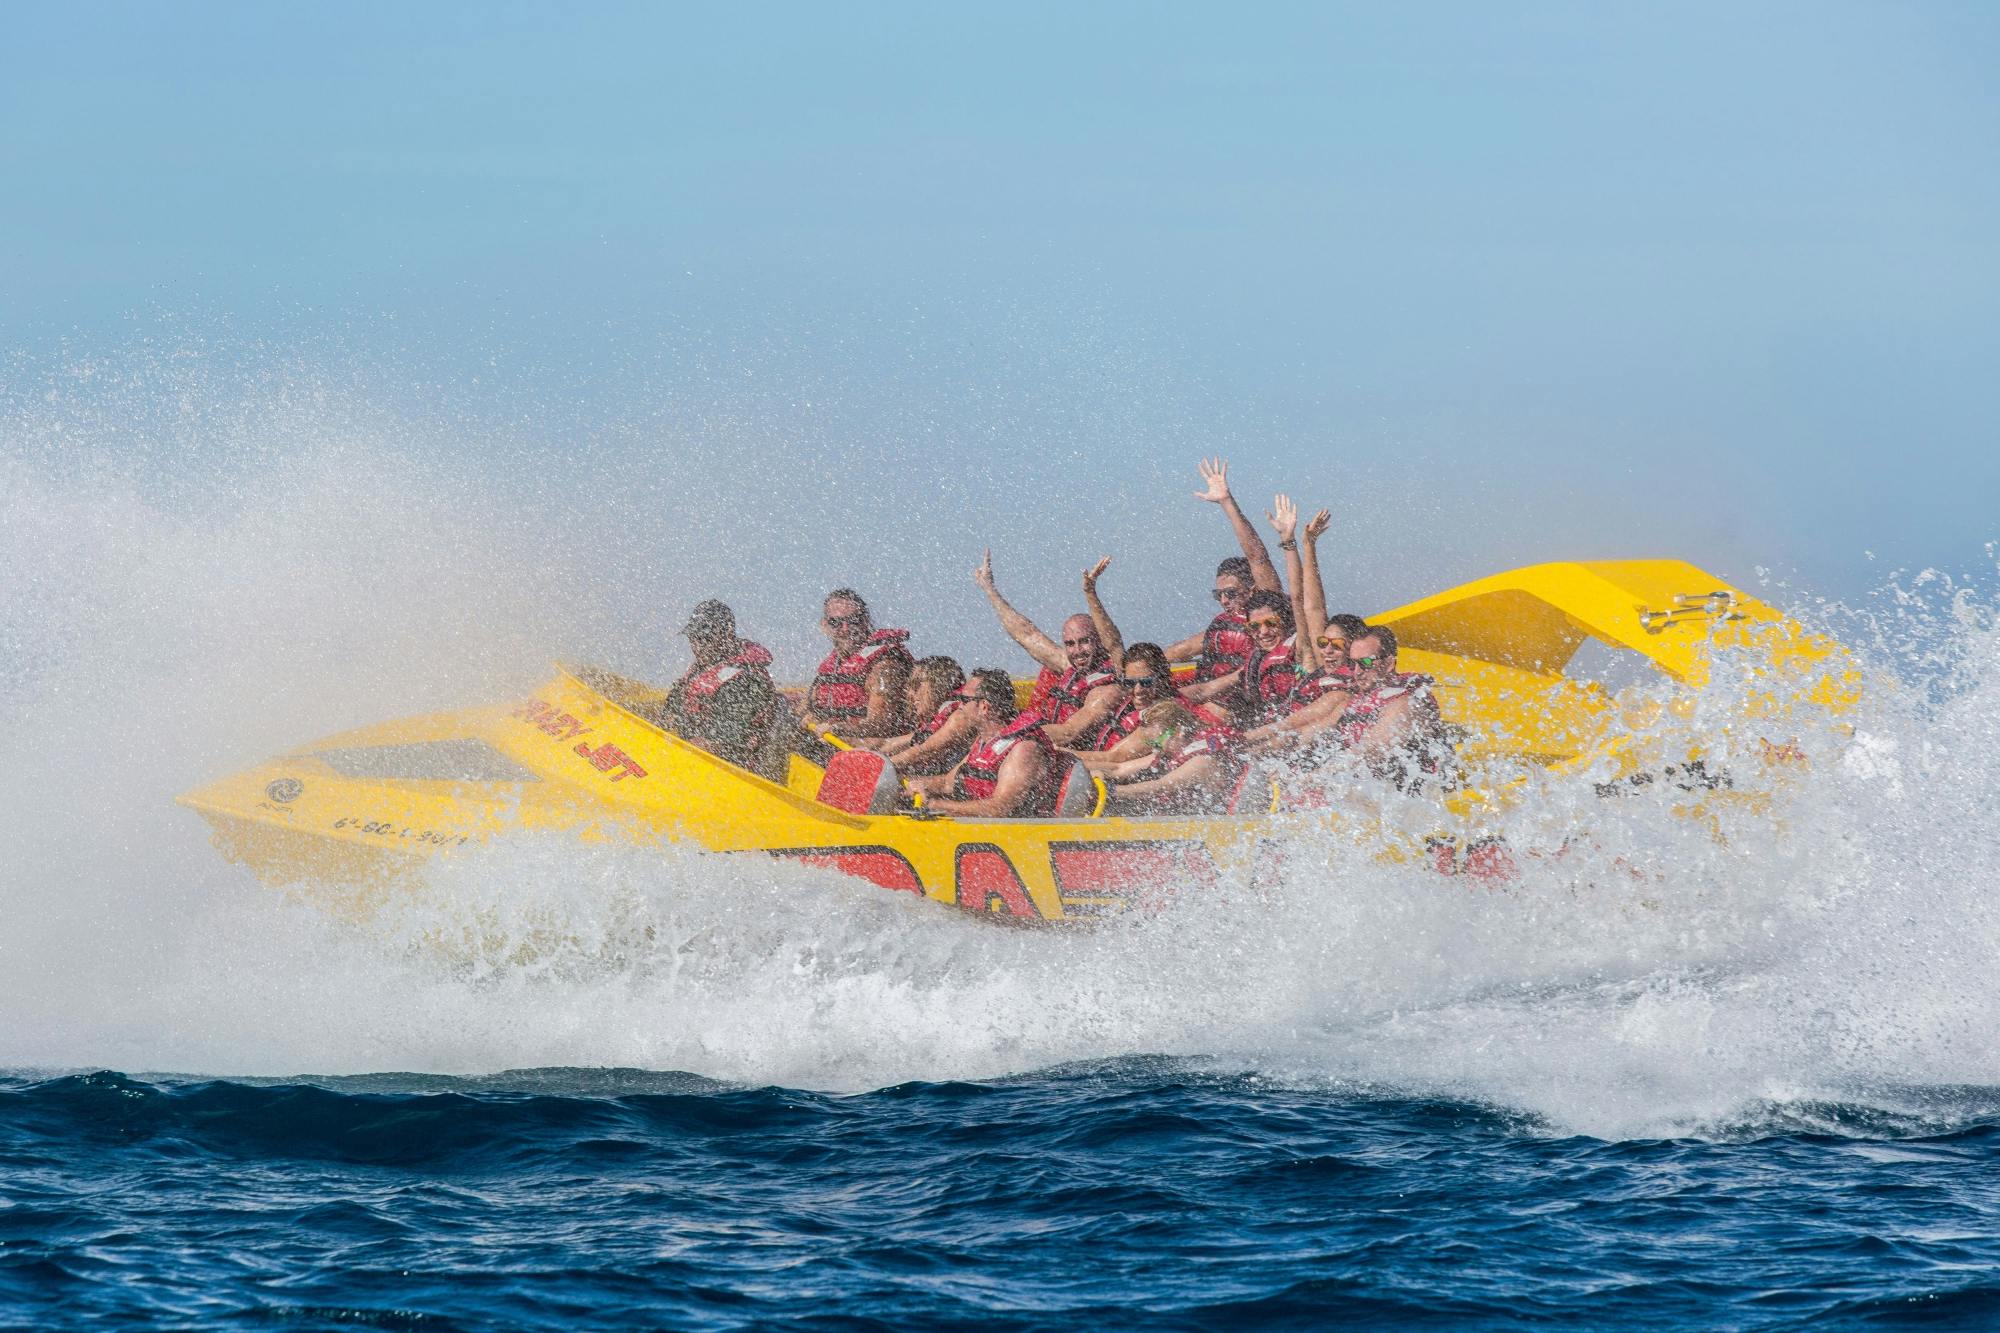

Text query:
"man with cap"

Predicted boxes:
[[654, 599, 781, 776]]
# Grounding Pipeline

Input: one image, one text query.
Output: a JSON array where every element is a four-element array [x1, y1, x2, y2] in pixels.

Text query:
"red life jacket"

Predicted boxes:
[[954, 714, 1058, 815], [1098, 694, 1148, 750], [1040, 652, 1120, 736], [910, 697, 966, 746], [809, 629, 913, 720], [1243, 634, 1303, 718], [1196, 611, 1253, 682], [673, 641, 777, 751], [1333, 672, 1439, 748], [1027, 666, 1061, 718]]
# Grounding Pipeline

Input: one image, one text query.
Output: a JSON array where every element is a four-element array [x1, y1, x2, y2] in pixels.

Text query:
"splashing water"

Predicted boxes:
[[4, 340, 1997, 1146]]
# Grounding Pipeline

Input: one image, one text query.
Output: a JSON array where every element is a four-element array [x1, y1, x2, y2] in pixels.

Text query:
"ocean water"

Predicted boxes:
[[5, 346, 2000, 1328], [10, 1065, 2000, 1329]]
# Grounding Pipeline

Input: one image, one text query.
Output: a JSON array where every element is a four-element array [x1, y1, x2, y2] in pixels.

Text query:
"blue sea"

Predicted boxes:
[[8, 1062, 2000, 1329]]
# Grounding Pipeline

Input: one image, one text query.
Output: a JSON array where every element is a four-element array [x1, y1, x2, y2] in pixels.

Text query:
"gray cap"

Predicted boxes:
[[682, 598, 735, 639]]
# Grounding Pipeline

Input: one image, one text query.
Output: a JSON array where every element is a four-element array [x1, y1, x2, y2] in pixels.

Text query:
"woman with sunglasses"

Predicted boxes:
[[1066, 644, 1193, 774]]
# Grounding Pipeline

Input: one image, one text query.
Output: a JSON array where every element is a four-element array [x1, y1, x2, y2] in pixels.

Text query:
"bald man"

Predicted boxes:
[[972, 551, 1125, 748]]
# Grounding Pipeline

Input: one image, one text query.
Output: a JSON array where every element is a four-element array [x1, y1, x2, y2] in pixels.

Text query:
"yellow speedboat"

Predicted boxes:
[[177, 560, 1855, 923]]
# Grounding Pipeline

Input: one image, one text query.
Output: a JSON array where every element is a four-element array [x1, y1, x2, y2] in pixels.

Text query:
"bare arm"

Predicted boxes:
[[1098, 752, 1162, 782], [1080, 557, 1124, 668], [1299, 507, 1332, 668], [1083, 566, 1133, 672], [1164, 631, 1206, 663], [1244, 686, 1354, 751], [1040, 682, 1123, 746], [825, 657, 912, 739], [1268, 494, 1311, 670], [1180, 671, 1242, 705], [1072, 723, 1166, 770], [974, 549, 1064, 673], [1110, 754, 1222, 810], [1195, 457, 1281, 593], [926, 743, 1050, 818], [903, 765, 957, 798], [889, 706, 980, 773]]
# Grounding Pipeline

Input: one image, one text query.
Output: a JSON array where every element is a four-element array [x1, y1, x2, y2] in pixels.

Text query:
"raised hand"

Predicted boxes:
[[1192, 456, 1232, 505], [973, 548, 996, 591], [1303, 508, 1331, 544], [1083, 555, 1111, 592], [1268, 493, 1298, 543]]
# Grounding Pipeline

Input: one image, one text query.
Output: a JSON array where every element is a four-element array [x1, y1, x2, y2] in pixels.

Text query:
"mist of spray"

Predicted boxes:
[[3, 332, 1996, 1142]]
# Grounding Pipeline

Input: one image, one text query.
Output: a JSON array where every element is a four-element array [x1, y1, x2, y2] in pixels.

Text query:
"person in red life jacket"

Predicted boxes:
[[1095, 700, 1248, 815], [1068, 643, 1189, 771], [803, 588, 914, 741], [1266, 625, 1453, 788], [1233, 589, 1305, 724], [1082, 459, 1283, 708], [865, 657, 978, 776], [971, 550, 1125, 747], [653, 599, 782, 777], [906, 670, 1060, 818], [1327, 625, 1449, 771], [1244, 611, 1372, 753]]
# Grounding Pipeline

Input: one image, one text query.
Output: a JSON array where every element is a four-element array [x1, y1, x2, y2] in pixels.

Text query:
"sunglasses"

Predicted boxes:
[[1316, 636, 1349, 651], [1212, 587, 1249, 602], [1350, 654, 1381, 668], [1122, 675, 1162, 688], [1247, 616, 1285, 631], [1060, 637, 1096, 648], [825, 612, 866, 628]]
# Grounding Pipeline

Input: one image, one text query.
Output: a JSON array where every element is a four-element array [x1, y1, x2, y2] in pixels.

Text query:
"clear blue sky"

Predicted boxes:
[[5, 2, 1997, 670]]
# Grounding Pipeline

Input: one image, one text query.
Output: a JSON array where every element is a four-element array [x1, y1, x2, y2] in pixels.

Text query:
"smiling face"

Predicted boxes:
[[1211, 576, 1251, 617], [1246, 606, 1288, 652], [952, 689, 999, 736], [1315, 628, 1351, 677], [1344, 633, 1393, 690], [822, 595, 868, 652], [1120, 661, 1170, 708], [1060, 615, 1103, 672]]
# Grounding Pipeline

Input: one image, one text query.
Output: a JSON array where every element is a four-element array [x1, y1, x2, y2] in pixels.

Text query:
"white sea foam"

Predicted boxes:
[[3, 340, 1996, 1141]]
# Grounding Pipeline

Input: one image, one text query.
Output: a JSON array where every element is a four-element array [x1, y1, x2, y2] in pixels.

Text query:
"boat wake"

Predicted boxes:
[[4, 340, 1998, 1142]]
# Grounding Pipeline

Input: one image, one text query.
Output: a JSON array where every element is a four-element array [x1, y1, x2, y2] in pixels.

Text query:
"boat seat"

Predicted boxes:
[[816, 749, 903, 815], [1049, 752, 1104, 818]]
